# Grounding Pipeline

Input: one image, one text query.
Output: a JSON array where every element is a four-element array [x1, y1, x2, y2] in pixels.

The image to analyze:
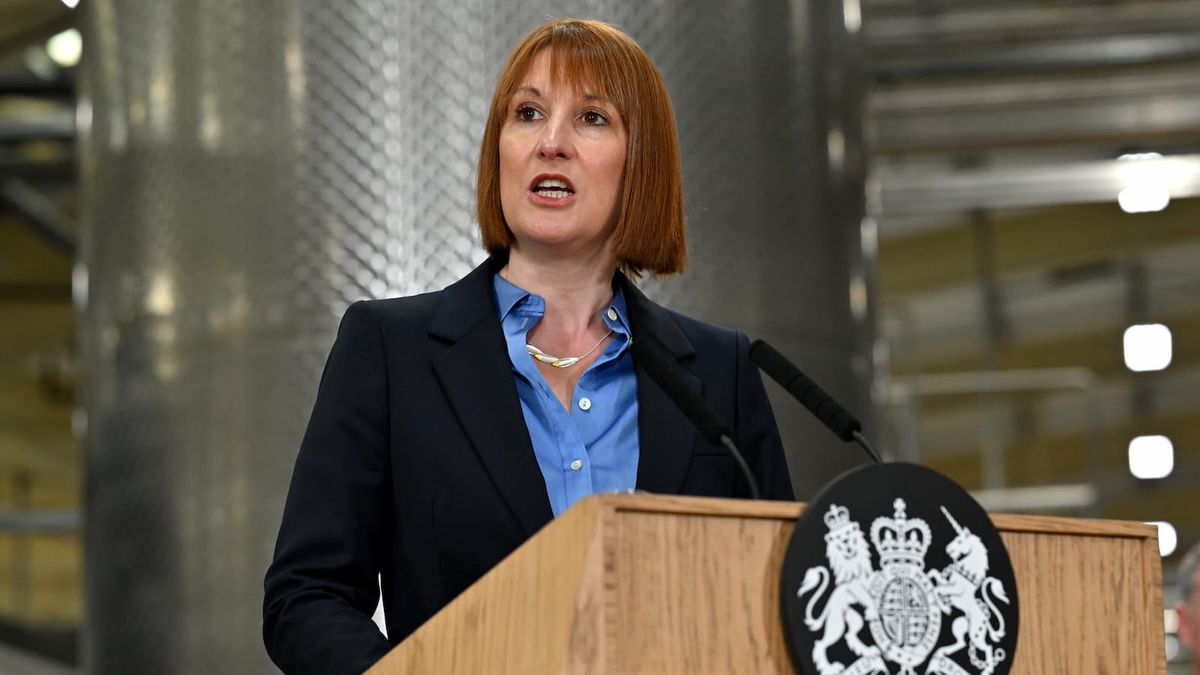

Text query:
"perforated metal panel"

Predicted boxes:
[[79, 1, 869, 671]]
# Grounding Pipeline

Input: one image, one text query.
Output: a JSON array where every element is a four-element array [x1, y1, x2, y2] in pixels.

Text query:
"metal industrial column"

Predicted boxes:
[[636, 1, 874, 496]]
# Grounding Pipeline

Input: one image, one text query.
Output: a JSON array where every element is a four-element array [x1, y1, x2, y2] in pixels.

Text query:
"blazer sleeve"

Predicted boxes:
[[263, 301, 394, 675], [734, 330, 795, 500]]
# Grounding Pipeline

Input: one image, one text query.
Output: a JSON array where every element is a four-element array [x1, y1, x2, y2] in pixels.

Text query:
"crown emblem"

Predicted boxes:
[[822, 503, 864, 546], [870, 498, 932, 568], [824, 504, 850, 530]]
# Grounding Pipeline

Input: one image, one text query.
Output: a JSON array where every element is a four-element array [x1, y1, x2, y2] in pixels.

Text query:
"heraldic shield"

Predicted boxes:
[[781, 463, 1020, 675]]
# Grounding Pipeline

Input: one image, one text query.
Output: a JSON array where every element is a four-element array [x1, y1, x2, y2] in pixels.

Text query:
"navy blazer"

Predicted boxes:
[[263, 256, 794, 675]]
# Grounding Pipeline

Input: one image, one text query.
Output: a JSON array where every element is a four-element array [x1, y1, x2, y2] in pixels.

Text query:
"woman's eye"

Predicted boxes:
[[516, 105, 541, 122], [582, 110, 608, 126]]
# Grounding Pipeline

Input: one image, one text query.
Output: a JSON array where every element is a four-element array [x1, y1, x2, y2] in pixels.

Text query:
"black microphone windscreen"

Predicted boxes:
[[749, 339, 861, 442], [631, 337, 729, 444]]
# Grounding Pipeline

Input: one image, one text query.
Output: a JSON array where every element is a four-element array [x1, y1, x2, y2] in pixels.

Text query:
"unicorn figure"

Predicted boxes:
[[927, 507, 1010, 675]]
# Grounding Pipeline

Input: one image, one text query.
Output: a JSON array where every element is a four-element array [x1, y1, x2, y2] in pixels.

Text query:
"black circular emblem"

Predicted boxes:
[[781, 463, 1019, 675]]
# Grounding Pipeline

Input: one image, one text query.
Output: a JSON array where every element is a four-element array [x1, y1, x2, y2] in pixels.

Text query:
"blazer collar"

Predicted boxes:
[[617, 274, 694, 361], [429, 254, 554, 536], [429, 255, 701, 530], [428, 254, 507, 342], [618, 275, 701, 496]]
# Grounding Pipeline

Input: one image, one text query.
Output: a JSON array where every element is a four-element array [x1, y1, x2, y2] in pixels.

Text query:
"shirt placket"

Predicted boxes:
[[514, 303, 596, 512]]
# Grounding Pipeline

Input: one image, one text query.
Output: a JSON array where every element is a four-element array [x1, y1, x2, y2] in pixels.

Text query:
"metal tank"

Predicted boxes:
[[78, 0, 869, 671], [632, 0, 875, 496]]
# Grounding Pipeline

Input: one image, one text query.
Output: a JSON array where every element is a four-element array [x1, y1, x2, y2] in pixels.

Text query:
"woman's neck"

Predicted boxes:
[[502, 246, 617, 337]]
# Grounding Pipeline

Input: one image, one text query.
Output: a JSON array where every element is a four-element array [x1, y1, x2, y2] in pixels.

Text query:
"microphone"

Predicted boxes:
[[748, 339, 881, 464], [631, 337, 761, 500]]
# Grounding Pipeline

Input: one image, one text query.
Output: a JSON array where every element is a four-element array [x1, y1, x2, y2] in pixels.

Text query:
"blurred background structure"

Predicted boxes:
[[0, 0, 1194, 673], [866, 1, 1200, 670]]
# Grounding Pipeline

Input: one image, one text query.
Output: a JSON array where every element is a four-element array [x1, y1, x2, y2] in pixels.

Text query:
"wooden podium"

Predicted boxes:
[[367, 494, 1165, 674]]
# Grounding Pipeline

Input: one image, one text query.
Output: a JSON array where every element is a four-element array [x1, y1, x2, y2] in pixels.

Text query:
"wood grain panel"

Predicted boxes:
[[368, 498, 605, 674], [1001, 531, 1155, 673], [607, 510, 793, 674], [367, 494, 1164, 674]]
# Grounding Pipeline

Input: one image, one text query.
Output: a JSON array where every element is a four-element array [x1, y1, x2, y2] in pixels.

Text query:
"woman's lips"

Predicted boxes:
[[528, 189, 577, 206]]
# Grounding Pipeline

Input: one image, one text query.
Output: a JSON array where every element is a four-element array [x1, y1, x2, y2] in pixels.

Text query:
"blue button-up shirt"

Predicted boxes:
[[493, 273, 640, 517]]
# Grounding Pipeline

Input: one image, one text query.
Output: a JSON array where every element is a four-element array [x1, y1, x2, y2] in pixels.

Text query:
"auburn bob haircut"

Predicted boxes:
[[476, 18, 687, 276]]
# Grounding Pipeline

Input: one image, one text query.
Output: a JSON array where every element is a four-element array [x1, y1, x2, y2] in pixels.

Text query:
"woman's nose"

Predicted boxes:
[[537, 118, 572, 159]]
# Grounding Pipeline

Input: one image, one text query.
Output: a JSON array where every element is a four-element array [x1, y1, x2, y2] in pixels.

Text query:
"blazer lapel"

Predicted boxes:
[[621, 276, 700, 495], [430, 258, 554, 536]]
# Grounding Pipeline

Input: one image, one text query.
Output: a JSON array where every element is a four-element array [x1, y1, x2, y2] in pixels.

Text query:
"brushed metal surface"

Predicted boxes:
[[78, 1, 869, 672], [635, 0, 875, 495]]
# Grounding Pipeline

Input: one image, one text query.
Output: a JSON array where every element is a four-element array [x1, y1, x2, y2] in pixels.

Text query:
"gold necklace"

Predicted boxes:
[[527, 329, 613, 368]]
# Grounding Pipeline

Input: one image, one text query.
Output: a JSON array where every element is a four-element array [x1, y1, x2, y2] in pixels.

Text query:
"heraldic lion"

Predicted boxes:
[[798, 507, 879, 675]]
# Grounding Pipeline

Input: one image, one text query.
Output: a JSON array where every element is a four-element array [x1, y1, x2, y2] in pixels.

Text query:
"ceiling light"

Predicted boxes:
[[1146, 521, 1177, 557], [1116, 152, 1172, 214], [61, 0, 80, 7], [1118, 152, 1163, 162], [46, 29, 82, 68], [843, 0, 862, 33], [1129, 435, 1174, 480], [144, 274, 176, 316], [1124, 323, 1172, 372], [1118, 185, 1170, 214]]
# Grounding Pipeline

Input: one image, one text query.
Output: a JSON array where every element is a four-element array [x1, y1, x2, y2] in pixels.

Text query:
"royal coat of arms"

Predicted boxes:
[[796, 499, 1011, 675]]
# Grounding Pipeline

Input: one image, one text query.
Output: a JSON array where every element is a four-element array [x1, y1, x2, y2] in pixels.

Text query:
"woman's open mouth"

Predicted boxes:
[[529, 174, 576, 205]]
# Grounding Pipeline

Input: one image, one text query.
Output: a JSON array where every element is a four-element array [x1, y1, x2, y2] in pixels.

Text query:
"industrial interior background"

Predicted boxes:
[[0, 0, 1196, 673]]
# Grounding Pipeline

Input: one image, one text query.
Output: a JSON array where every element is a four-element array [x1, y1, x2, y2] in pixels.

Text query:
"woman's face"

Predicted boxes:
[[498, 50, 628, 259]]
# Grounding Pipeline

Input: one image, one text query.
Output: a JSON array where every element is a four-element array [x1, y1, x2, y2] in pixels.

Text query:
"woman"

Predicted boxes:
[[263, 18, 792, 675]]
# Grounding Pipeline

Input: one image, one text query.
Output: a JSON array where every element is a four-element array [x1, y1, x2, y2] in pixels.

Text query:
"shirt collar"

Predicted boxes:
[[492, 272, 631, 336], [493, 271, 534, 322], [604, 284, 631, 337]]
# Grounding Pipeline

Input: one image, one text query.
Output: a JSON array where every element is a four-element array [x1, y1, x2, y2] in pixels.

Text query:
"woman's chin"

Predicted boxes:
[[515, 227, 606, 254]]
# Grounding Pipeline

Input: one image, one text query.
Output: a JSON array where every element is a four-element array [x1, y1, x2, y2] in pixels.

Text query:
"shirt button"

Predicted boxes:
[[607, 308, 618, 321], [570, 459, 583, 471], [578, 397, 592, 411]]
